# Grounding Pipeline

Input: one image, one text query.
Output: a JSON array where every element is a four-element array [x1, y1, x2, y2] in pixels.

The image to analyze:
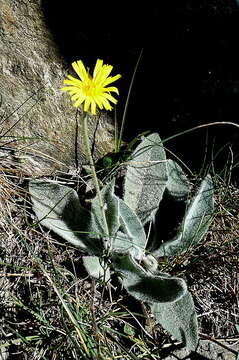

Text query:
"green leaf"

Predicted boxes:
[[124, 133, 168, 225], [166, 159, 191, 200], [124, 323, 135, 336], [112, 254, 187, 303], [103, 156, 113, 168], [91, 179, 120, 238], [82, 256, 110, 281], [29, 180, 103, 255], [151, 291, 198, 351], [112, 199, 147, 259], [153, 175, 214, 257]]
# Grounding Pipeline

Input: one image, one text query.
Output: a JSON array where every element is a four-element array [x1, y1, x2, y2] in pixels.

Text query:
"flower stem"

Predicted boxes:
[[81, 112, 110, 240]]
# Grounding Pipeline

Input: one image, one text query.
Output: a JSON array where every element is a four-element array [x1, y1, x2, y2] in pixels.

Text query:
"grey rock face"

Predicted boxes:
[[0, 0, 115, 175], [164, 339, 238, 360]]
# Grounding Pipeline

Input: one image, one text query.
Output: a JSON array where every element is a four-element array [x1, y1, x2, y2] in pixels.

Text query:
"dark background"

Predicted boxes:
[[42, 0, 239, 183]]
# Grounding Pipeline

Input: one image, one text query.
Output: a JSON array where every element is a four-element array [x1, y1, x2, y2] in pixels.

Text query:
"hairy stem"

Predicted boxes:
[[81, 112, 110, 241]]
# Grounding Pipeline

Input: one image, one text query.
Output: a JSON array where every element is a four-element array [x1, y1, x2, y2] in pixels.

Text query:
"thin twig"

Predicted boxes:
[[199, 332, 238, 355]]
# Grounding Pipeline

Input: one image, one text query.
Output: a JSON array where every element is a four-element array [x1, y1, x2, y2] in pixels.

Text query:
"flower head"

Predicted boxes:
[[61, 59, 121, 115]]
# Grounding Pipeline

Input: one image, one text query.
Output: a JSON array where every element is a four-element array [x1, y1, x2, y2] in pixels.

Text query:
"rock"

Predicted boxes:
[[164, 339, 238, 359], [0, 0, 115, 175]]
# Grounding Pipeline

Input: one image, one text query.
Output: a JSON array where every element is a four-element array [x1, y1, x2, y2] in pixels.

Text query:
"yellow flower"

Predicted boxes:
[[61, 59, 121, 115]]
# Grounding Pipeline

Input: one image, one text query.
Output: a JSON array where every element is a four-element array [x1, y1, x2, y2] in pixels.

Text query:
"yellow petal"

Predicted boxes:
[[71, 93, 83, 101], [93, 96, 104, 110], [66, 74, 80, 82], [102, 92, 118, 104], [63, 77, 83, 87], [102, 74, 122, 87], [103, 86, 119, 94], [61, 85, 79, 92], [72, 60, 88, 82], [100, 96, 113, 110], [68, 90, 79, 95], [83, 97, 91, 112], [60, 86, 71, 92], [96, 69, 114, 88], [93, 59, 103, 78], [73, 97, 85, 108], [90, 100, 97, 115], [97, 64, 113, 82]]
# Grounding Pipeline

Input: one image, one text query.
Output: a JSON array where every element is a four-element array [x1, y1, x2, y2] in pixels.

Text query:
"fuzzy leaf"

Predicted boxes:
[[151, 291, 198, 350], [112, 199, 147, 259], [153, 175, 214, 257], [124, 133, 168, 225], [166, 160, 191, 200], [82, 256, 110, 281], [91, 179, 120, 238], [112, 254, 187, 303], [29, 180, 103, 255]]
